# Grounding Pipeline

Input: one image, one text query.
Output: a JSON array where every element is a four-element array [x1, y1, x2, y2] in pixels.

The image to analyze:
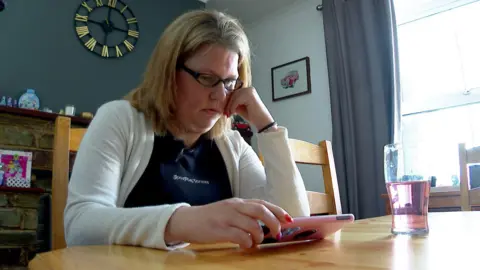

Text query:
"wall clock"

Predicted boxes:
[[74, 0, 139, 58]]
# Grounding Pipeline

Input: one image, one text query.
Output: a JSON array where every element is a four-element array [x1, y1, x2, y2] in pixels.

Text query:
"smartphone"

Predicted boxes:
[[260, 214, 355, 244]]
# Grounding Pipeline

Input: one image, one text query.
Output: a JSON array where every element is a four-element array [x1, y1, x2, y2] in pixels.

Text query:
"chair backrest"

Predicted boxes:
[[52, 116, 87, 250], [260, 139, 342, 215], [459, 143, 480, 211]]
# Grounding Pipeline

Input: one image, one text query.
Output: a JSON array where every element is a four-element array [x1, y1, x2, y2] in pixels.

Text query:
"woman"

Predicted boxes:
[[64, 9, 310, 251]]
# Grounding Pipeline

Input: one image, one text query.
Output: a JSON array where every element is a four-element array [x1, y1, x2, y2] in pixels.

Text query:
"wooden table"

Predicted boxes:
[[29, 212, 480, 269]]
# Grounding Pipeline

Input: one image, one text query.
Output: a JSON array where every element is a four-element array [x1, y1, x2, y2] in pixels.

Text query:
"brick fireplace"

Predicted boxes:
[[0, 106, 89, 267]]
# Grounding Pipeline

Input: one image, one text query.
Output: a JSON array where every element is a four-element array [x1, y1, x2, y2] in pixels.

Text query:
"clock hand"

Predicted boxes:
[[107, 8, 112, 22], [111, 26, 127, 33], [104, 33, 108, 46], [87, 19, 103, 27]]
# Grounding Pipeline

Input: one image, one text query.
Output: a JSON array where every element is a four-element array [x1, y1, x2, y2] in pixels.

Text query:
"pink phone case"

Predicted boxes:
[[260, 214, 355, 244]]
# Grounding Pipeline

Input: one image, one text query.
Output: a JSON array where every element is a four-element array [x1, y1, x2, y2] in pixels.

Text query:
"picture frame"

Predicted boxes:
[[0, 149, 33, 188], [271, 56, 311, 102]]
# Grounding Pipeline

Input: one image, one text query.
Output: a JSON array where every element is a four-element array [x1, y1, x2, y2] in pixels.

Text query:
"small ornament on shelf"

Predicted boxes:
[[81, 112, 94, 119], [18, 88, 40, 110], [6, 97, 12, 107], [13, 99, 17, 107], [65, 104, 75, 116], [0, 96, 5, 106]]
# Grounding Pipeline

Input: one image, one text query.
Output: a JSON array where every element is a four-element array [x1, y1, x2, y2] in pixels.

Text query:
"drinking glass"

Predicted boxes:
[[65, 105, 75, 116], [384, 143, 432, 235]]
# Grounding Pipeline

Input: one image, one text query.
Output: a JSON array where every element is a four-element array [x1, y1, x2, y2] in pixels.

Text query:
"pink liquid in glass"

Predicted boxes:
[[386, 180, 430, 235]]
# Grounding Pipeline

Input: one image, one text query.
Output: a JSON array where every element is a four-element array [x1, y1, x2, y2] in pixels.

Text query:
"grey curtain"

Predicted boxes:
[[322, 0, 400, 219]]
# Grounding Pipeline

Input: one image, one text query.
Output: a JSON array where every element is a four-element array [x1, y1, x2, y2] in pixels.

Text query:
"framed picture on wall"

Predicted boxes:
[[271, 56, 311, 102]]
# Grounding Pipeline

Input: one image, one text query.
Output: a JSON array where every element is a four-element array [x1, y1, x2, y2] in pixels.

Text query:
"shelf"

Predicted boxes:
[[0, 186, 46, 194], [0, 105, 91, 126], [0, 145, 53, 153]]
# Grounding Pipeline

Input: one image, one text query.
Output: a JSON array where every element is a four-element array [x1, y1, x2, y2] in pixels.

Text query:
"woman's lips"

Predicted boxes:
[[203, 109, 220, 115]]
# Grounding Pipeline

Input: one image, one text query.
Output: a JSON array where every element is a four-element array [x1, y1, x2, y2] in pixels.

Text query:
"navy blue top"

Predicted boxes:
[[124, 132, 233, 208]]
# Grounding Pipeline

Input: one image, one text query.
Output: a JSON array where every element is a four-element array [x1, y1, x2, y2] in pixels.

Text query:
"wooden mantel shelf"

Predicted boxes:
[[0, 105, 91, 125]]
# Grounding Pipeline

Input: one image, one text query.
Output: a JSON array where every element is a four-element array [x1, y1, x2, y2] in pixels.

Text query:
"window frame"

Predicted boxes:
[[396, 0, 480, 193]]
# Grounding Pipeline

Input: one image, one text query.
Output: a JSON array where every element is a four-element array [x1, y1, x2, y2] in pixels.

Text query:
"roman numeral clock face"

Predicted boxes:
[[74, 0, 139, 58]]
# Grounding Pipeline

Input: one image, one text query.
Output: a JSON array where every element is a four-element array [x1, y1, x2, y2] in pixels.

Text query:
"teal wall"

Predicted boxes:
[[0, 0, 204, 113]]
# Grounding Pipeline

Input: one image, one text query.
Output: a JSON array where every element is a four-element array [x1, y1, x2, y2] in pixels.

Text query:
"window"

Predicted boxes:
[[395, 0, 480, 187]]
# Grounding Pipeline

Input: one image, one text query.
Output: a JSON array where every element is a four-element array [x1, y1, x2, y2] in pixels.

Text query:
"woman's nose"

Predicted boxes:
[[209, 83, 228, 101]]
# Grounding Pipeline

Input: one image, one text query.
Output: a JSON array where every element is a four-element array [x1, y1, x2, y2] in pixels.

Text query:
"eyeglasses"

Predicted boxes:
[[179, 64, 244, 92]]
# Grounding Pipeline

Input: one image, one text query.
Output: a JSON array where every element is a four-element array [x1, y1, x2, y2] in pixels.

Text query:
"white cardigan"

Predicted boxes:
[[64, 100, 310, 250]]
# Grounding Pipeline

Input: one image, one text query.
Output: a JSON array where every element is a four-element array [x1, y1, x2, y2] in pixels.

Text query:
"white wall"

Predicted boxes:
[[245, 0, 332, 192]]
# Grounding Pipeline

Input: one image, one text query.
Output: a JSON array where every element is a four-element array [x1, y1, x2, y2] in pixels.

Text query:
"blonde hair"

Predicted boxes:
[[125, 9, 252, 138]]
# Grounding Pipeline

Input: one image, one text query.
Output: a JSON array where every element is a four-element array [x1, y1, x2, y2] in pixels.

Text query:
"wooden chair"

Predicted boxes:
[[51, 116, 87, 250], [459, 143, 480, 211], [260, 139, 342, 215]]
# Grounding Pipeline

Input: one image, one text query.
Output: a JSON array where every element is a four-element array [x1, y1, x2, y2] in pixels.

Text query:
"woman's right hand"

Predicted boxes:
[[164, 198, 293, 249]]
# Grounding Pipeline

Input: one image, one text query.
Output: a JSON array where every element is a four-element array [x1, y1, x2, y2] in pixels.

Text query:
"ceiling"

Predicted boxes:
[[204, 0, 299, 25]]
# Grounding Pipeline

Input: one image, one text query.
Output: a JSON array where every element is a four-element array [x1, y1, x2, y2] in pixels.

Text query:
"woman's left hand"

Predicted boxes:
[[224, 87, 275, 131]]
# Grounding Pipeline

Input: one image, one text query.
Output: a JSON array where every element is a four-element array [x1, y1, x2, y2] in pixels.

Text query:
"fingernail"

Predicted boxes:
[[285, 214, 293, 223], [276, 232, 282, 241]]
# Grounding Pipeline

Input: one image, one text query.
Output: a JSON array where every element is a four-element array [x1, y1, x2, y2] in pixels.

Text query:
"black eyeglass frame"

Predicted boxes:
[[178, 64, 244, 91]]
